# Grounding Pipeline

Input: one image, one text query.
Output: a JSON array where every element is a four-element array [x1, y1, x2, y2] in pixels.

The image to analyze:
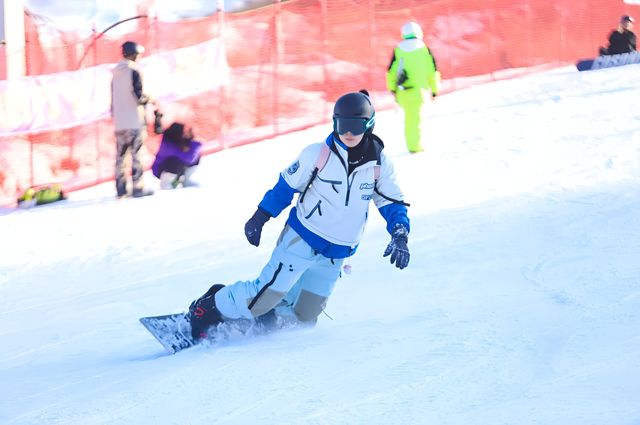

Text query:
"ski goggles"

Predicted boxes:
[[333, 116, 375, 135]]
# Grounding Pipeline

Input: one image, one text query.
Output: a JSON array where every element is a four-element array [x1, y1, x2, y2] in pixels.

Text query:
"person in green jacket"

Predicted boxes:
[[386, 22, 439, 153]]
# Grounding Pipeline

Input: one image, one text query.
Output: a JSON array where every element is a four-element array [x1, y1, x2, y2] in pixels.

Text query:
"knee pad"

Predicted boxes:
[[293, 290, 327, 323]]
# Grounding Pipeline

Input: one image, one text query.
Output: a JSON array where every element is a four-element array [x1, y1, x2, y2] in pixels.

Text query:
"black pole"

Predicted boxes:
[[76, 15, 148, 69]]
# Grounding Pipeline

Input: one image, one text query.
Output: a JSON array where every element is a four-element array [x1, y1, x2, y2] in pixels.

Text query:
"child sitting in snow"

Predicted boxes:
[[151, 122, 202, 189]]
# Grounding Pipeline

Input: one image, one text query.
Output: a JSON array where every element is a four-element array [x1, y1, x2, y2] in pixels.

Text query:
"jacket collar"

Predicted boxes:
[[328, 133, 384, 168]]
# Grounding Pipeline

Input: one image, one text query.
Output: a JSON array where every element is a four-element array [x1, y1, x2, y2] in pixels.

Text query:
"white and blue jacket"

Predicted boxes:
[[258, 133, 410, 259]]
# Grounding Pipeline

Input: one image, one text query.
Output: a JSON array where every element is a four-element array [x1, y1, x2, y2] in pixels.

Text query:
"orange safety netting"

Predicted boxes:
[[1, 0, 636, 206]]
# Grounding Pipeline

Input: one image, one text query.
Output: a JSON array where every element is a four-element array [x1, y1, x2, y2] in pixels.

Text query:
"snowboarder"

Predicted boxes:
[[185, 90, 411, 343], [601, 15, 636, 56], [386, 21, 440, 154]]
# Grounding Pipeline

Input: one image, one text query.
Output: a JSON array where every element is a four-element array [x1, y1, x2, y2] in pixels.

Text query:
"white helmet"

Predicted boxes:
[[401, 21, 424, 40]]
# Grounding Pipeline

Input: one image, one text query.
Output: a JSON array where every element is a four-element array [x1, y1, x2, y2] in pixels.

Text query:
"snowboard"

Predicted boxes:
[[140, 308, 302, 354], [576, 51, 640, 71], [139, 313, 196, 354]]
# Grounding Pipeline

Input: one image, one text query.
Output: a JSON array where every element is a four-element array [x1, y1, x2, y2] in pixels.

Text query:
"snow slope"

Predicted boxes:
[[1, 64, 639, 425]]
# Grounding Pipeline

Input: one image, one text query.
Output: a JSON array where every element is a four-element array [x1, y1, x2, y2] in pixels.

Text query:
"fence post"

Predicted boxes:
[[29, 133, 34, 188], [0, 0, 27, 79], [320, 0, 328, 120], [217, 0, 226, 148], [367, 0, 376, 92], [489, 0, 496, 80], [273, 0, 283, 135], [93, 22, 101, 181], [446, 3, 455, 91]]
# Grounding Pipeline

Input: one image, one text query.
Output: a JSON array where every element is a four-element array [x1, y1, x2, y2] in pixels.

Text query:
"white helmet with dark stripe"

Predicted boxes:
[[401, 22, 424, 40]]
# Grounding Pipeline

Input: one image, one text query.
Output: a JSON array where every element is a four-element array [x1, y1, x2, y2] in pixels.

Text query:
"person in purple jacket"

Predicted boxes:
[[151, 122, 203, 189]]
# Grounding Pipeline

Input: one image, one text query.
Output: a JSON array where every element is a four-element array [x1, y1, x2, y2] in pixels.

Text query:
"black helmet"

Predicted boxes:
[[122, 41, 145, 58], [333, 90, 375, 135]]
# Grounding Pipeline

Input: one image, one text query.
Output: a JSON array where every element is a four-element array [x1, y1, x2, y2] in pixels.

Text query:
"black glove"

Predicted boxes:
[[153, 109, 164, 134], [383, 224, 410, 269], [244, 208, 271, 247]]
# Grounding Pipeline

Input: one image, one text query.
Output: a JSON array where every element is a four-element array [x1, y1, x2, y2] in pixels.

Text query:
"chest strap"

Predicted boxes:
[[300, 142, 383, 203]]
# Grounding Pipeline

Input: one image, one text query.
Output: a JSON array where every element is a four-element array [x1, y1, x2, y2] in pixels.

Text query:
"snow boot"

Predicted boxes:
[[182, 165, 200, 187], [187, 284, 225, 342], [159, 171, 180, 189], [255, 308, 278, 333], [132, 187, 154, 198]]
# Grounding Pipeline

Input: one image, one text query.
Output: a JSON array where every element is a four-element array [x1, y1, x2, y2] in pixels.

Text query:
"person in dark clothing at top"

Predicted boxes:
[[601, 15, 636, 56], [151, 122, 203, 189]]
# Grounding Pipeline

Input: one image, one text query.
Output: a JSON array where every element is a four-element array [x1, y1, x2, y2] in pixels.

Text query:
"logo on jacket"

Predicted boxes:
[[359, 182, 375, 190], [287, 161, 300, 175]]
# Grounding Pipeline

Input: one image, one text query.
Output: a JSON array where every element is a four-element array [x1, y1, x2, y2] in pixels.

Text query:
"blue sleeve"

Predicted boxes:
[[378, 203, 410, 234], [258, 174, 298, 217]]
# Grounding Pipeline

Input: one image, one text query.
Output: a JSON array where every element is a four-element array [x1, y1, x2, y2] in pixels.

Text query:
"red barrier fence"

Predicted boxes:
[[0, 0, 636, 206]]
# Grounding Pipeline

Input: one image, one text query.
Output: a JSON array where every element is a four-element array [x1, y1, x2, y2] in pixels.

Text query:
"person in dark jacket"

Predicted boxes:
[[152, 122, 203, 189], [602, 15, 636, 55]]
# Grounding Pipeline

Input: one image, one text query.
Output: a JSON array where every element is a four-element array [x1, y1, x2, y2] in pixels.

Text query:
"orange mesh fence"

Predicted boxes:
[[1, 0, 636, 206]]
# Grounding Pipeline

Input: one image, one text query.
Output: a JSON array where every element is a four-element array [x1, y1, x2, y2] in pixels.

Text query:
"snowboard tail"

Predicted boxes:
[[139, 313, 195, 354]]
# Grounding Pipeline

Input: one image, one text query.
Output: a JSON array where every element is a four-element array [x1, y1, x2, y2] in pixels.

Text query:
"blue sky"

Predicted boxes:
[[24, 0, 273, 35]]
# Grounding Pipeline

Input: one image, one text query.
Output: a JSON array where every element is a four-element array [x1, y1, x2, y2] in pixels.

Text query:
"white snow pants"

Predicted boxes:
[[215, 225, 344, 323]]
